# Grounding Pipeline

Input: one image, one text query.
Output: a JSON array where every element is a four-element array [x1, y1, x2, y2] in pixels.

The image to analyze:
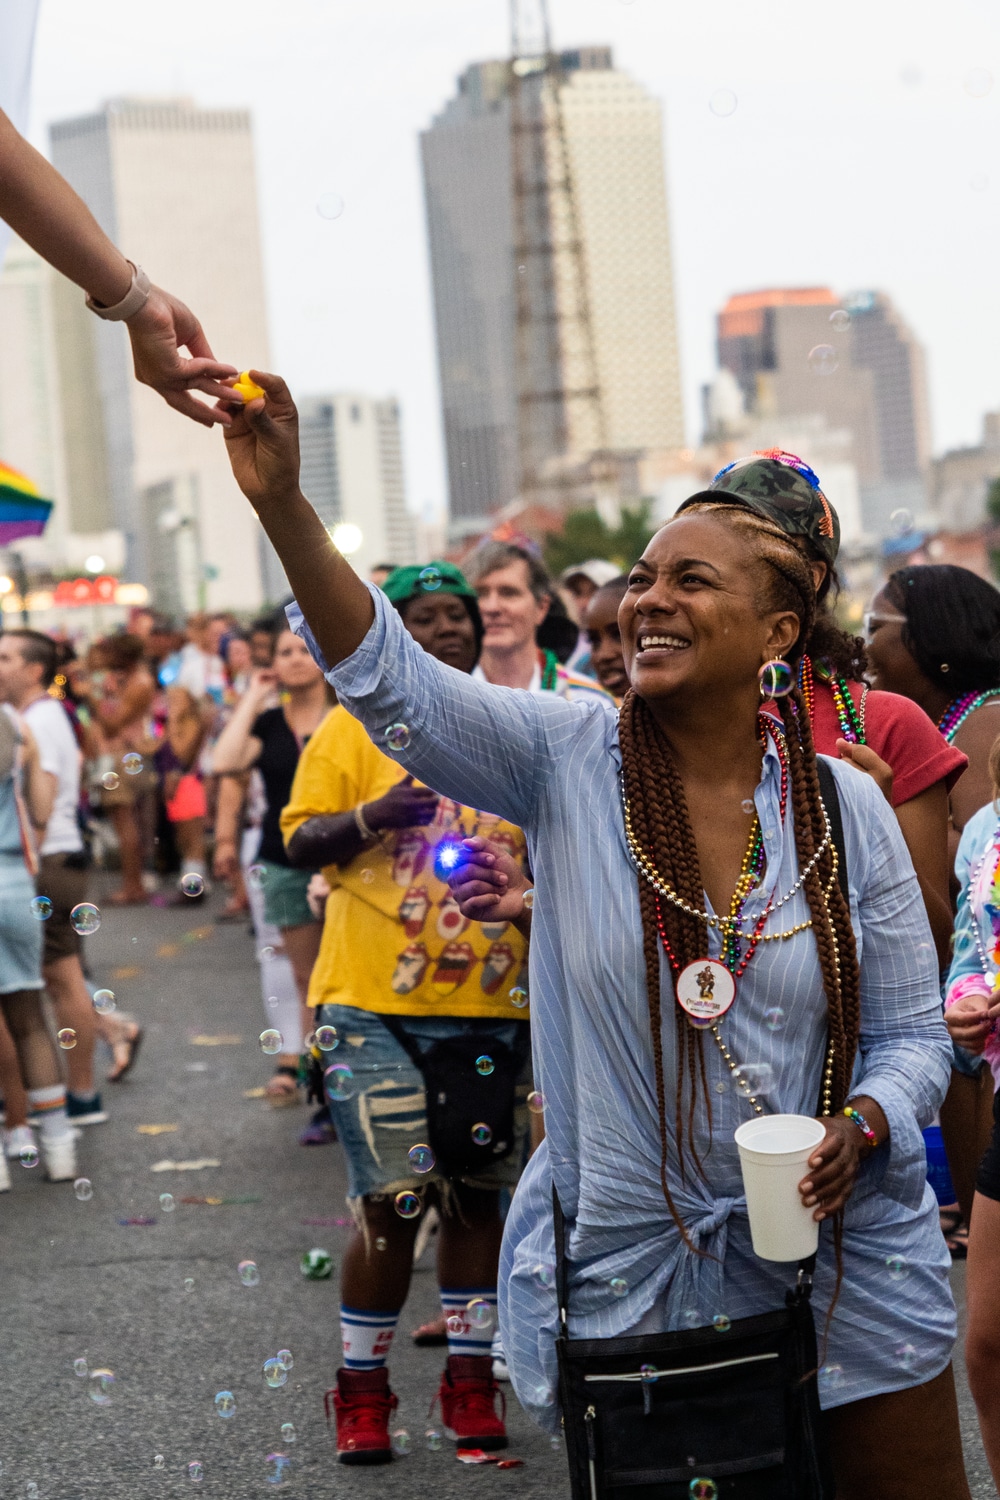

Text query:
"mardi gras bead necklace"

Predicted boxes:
[[937, 689, 1000, 744], [539, 649, 560, 693], [798, 655, 867, 744]]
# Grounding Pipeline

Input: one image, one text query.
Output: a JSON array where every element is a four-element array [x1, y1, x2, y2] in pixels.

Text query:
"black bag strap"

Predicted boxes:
[[815, 756, 848, 904]]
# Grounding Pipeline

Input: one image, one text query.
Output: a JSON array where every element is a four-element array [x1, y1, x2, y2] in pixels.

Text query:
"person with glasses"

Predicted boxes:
[[865, 563, 1000, 1257]]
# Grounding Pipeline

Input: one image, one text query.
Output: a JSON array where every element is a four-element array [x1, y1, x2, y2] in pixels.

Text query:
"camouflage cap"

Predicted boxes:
[[676, 449, 840, 568]]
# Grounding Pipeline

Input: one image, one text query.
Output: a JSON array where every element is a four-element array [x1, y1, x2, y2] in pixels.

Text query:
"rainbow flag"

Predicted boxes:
[[0, 462, 53, 545]]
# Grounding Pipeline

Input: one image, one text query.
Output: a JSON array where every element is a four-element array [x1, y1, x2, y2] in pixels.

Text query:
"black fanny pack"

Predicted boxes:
[[382, 1017, 530, 1177], [553, 1190, 834, 1500]]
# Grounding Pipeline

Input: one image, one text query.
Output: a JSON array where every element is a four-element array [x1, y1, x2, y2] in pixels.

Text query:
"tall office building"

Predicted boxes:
[[717, 287, 930, 536], [298, 394, 416, 578], [49, 96, 279, 610], [421, 49, 684, 531]]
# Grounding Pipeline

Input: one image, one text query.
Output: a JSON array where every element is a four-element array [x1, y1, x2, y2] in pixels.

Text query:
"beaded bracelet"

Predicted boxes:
[[843, 1105, 877, 1148]]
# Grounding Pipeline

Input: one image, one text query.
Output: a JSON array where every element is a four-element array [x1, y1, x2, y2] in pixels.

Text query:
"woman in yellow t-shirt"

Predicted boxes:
[[281, 563, 531, 1463]]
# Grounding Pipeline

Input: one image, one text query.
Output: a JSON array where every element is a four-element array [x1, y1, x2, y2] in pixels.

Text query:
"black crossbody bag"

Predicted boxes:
[[552, 761, 847, 1500]]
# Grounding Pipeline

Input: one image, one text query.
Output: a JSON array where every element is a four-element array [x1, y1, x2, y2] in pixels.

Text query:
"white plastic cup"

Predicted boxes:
[[734, 1114, 827, 1262]]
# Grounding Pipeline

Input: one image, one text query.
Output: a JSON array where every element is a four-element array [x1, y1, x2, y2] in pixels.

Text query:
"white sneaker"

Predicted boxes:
[[4, 1124, 35, 1160], [0, 1151, 10, 1192], [40, 1132, 78, 1182]]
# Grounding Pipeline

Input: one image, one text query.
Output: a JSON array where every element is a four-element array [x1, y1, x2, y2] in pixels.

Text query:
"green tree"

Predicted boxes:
[[543, 500, 657, 578], [987, 478, 1000, 582]]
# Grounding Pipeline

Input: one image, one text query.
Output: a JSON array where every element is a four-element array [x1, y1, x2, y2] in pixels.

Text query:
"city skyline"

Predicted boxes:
[[17, 0, 1000, 533]]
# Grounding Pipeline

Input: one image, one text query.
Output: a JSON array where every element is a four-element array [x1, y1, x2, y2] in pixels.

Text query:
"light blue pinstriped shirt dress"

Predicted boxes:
[[290, 587, 956, 1431]]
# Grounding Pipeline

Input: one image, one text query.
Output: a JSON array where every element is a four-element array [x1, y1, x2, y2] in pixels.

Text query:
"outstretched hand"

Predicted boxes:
[[446, 836, 531, 923], [127, 287, 238, 427], [221, 370, 303, 511]]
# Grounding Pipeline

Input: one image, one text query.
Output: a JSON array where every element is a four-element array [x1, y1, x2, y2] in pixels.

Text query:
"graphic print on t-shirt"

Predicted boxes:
[[432, 941, 476, 995], [398, 885, 430, 938], [392, 943, 431, 994]]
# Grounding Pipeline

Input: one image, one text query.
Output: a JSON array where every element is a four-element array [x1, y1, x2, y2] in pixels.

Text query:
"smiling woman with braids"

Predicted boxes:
[[221, 372, 968, 1498]]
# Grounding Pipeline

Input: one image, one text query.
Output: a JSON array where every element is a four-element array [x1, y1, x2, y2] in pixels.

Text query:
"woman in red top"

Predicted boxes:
[[676, 452, 966, 968]]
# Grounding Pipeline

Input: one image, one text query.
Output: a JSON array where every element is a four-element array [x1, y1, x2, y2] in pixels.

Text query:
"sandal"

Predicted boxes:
[[265, 1066, 301, 1108], [106, 1019, 143, 1082], [939, 1205, 969, 1259]]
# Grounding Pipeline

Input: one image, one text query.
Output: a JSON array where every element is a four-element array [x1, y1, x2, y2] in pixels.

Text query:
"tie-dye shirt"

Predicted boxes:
[[945, 801, 1000, 1087], [280, 705, 529, 1018]]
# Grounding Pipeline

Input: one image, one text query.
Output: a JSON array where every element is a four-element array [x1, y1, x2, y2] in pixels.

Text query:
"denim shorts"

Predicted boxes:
[[315, 1003, 531, 1201], [951, 1039, 987, 1078], [259, 861, 317, 930]]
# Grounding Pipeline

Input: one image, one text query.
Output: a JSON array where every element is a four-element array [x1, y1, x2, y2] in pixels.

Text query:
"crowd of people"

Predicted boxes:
[[4, 95, 1000, 1498]]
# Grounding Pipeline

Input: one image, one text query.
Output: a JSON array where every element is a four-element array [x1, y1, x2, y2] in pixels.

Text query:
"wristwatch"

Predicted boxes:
[[86, 261, 151, 322]]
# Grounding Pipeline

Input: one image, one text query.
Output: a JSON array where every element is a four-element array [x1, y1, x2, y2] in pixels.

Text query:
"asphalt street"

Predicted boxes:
[[0, 874, 995, 1497]]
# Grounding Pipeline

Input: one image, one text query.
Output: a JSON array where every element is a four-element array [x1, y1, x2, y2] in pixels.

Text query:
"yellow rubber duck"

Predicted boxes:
[[232, 371, 265, 402]]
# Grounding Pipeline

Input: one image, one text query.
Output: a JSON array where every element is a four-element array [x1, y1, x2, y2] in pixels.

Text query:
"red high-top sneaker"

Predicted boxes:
[[325, 1367, 398, 1464], [436, 1354, 508, 1450]]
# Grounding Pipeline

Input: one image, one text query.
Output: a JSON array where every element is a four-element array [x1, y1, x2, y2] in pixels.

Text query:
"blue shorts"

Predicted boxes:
[[0, 860, 43, 993], [316, 1003, 531, 1201]]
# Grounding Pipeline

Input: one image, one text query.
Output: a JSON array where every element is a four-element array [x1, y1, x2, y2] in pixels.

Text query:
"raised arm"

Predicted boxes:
[[0, 109, 237, 428], [210, 672, 273, 773]]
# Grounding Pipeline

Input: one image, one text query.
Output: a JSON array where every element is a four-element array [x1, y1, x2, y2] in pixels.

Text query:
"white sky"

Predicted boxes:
[[28, 0, 1000, 520]]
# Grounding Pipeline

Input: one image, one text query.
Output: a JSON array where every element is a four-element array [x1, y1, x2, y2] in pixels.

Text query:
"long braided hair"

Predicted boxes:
[[618, 506, 861, 1233]]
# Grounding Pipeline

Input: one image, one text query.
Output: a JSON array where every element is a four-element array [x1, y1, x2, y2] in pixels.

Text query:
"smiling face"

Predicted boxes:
[[620, 514, 803, 709], [474, 560, 550, 656], [864, 587, 924, 696], [583, 584, 629, 698], [400, 592, 478, 674]]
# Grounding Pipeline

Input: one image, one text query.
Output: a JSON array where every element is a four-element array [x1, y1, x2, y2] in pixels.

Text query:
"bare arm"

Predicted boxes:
[[286, 779, 440, 869], [0, 107, 237, 427], [18, 724, 55, 830], [213, 772, 248, 880], [164, 687, 206, 769], [221, 373, 375, 667], [894, 782, 954, 968], [211, 673, 273, 773]]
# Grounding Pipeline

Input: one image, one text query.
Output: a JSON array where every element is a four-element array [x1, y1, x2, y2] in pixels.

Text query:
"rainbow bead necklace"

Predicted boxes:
[[798, 655, 866, 744], [937, 689, 1000, 744]]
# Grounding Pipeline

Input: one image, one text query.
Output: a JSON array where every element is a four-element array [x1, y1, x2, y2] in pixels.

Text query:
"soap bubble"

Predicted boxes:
[[259, 944, 275, 961], [20, 1143, 39, 1169], [180, 873, 204, 897], [690, 1482, 718, 1500], [475, 1054, 494, 1076], [609, 1277, 629, 1297], [808, 344, 838, 376], [682, 1308, 701, 1329], [248, 865, 266, 889], [315, 1025, 338, 1051], [263, 1358, 288, 1389], [101, 770, 120, 791], [466, 1297, 495, 1330], [30, 895, 52, 921], [764, 1006, 785, 1032], [971, 172, 990, 193], [361, 868, 375, 883], [70, 903, 101, 935], [74, 1357, 88, 1377], [709, 88, 737, 116], [425, 1427, 443, 1451], [419, 566, 442, 591], [446, 1315, 464, 1334], [394, 1190, 421, 1219], [300, 1248, 332, 1279], [122, 752, 143, 776], [265, 1453, 291, 1485], [74, 1177, 93, 1202], [184, 1277, 195, 1292], [375, 1237, 387, 1251], [895, 1343, 918, 1372], [188, 1461, 204, 1482], [89, 1368, 115, 1405], [277, 1349, 294, 1371], [57, 1028, 77, 1049], [407, 1143, 435, 1173], [471, 1122, 492, 1146], [741, 799, 754, 814], [281, 1422, 297, 1443], [27, 1486, 38, 1500], [889, 507, 913, 536], [640, 1363, 657, 1384], [885, 1253, 909, 1281], [712, 1314, 731, 1333], [532, 1262, 555, 1289], [522, 889, 535, 910], [383, 722, 411, 753], [735, 1062, 774, 1096], [238, 1260, 260, 1287], [819, 1362, 845, 1392], [316, 192, 345, 219], [391, 1430, 412, 1456], [509, 986, 529, 1009], [758, 660, 794, 697], [215, 1390, 236, 1418], [154, 1454, 165, 1469], [93, 988, 116, 1014], [160, 1192, 175, 1212], [527, 1090, 545, 1114], [829, 309, 851, 333], [964, 67, 993, 98], [259, 1029, 283, 1055], [324, 1062, 355, 1101]]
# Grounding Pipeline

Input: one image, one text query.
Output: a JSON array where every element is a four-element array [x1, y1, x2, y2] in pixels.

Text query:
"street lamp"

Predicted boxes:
[[84, 554, 106, 575]]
